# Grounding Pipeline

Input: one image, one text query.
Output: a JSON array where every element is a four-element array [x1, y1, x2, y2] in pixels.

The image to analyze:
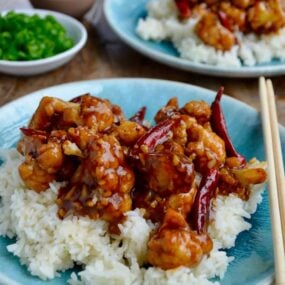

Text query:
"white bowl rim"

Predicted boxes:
[[0, 8, 87, 66]]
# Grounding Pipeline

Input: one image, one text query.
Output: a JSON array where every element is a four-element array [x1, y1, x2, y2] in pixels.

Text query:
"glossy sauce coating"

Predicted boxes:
[[130, 96, 266, 268], [18, 94, 267, 271], [148, 209, 213, 269]]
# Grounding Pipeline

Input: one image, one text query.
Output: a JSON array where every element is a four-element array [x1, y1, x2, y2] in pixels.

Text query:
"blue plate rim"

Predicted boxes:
[[104, 0, 285, 78], [0, 273, 20, 285], [0, 78, 284, 132], [0, 78, 269, 113]]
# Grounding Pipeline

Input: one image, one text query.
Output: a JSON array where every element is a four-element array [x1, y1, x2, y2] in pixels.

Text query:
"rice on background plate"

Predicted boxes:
[[136, 0, 285, 68], [0, 148, 266, 285]]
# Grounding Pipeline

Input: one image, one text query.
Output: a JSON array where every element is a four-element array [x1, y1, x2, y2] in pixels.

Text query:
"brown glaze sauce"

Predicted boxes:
[[17, 94, 267, 270]]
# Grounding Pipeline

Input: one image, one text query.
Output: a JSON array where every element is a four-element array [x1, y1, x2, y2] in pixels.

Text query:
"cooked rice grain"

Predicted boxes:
[[0, 149, 265, 284]]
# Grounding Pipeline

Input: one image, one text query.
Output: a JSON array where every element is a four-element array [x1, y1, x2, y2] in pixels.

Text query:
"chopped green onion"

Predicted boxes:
[[0, 11, 75, 61]]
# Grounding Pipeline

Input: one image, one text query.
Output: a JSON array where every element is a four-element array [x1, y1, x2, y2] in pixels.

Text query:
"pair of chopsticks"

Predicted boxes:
[[259, 77, 285, 285]]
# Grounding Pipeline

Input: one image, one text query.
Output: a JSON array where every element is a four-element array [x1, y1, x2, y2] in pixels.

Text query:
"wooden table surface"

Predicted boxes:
[[0, 19, 285, 125]]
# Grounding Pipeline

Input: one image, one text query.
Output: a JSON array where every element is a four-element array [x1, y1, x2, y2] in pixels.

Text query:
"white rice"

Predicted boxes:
[[136, 0, 285, 67], [0, 149, 266, 285]]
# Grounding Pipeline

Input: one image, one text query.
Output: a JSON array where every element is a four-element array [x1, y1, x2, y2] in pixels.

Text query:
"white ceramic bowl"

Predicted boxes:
[[0, 9, 87, 76], [30, 0, 95, 18]]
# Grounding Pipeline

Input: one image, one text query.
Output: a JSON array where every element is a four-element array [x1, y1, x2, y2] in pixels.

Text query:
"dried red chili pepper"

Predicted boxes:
[[20, 128, 48, 141], [210, 87, 246, 165], [130, 106, 147, 126], [191, 168, 219, 234], [129, 119, 175, 159], [218, 11, 232, 31], [174, 0, 191, 19]]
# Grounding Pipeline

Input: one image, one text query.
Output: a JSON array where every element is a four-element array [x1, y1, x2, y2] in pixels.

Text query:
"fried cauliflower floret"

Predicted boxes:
[[219, 2, 247, 31], [29, 94, 124, 133], [195, 11, 236, 51], [17, 128, 68, 192], [19, 160, 56, 192], [29, 97, 79, 130], [147, 209, 213, 269], [115, 121, 146, 146], [18, 138, 64, 192], [155, 97, 179, 123], [247, 0, 285, 33], [182, 115, 226, 171], [57, 135, 135, 222], [181, 100, 211, 125]]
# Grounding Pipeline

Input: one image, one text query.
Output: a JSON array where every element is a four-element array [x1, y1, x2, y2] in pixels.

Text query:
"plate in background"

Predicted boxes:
[[104, 0, 285, 78]]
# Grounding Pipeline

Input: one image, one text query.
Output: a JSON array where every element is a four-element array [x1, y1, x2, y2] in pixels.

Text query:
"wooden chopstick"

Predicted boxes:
[[266, 79, 285, 235], [259, 77, 285, 285]]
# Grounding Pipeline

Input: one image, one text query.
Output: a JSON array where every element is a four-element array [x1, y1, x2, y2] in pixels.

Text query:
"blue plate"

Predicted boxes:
[[0, 79, 284, 285], [104, 0, 285, 78]]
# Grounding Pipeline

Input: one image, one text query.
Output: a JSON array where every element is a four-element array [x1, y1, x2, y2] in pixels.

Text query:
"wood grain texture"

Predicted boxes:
[[0, 19, 285, 125]]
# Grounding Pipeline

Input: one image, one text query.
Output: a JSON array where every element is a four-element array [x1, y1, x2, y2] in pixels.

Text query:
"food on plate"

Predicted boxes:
[[0, 12, 74, 61], [136, 0, 285, 67], [0, 90, 267, 284]]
